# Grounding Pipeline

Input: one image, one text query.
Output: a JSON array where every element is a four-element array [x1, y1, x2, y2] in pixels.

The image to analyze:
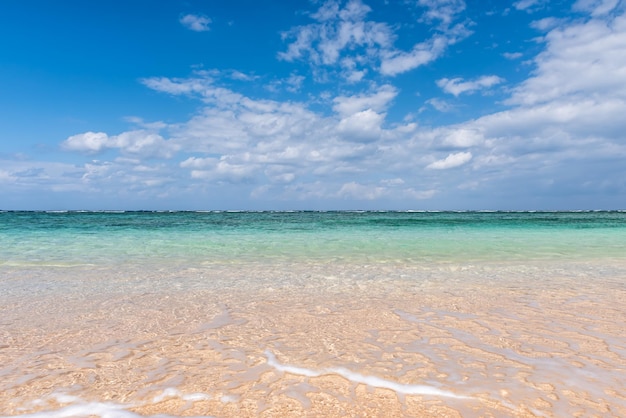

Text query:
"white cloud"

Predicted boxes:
[[47, 6, 626, 207], [381, 178, 404, 186], [0, 159, 117, 195], [573, 0, 621, 16], [378, 0, 472, 75], [180, 156, 217, 169], [0, 169, 16, 182], [405, 8, 626, 199], [229, 70, 258, 81], [141, 75, 246, 107], [125, 116, 168, 131], [424, 98, 455, 112], [513, 0, 548, 12], [530, 17, 566, 31], [503, 52, 523, 60], [417, 0, 466, 28], [440, 127, 485, 147], [180, 14, 211, 32], [285, 74, 305, 92], [344, 69, 367, 83], [332, 84, 397, 116], [379, 38, 442, 76], [426, 152, 472, 169], [280, 0, 471, 79], [115, 131, 177, 157], [337, 181, 387, 200], [141, 76, 213, 96], [507, 12, 626, 106], [189, 158, 258, 183], [404, 188, 437, 199], [63, 130, 178, 158], [278, 0, 393, 69], [436, 75, 504, 96], [337, 109, 384, 141], [63, 132, 110, 153]]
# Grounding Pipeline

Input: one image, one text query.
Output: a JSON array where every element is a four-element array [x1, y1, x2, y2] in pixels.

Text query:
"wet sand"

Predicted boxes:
[[1, 262, 625, 417]]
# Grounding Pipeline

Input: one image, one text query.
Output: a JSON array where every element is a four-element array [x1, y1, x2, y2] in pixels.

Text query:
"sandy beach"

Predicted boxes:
[[2, 260, 625, 417]]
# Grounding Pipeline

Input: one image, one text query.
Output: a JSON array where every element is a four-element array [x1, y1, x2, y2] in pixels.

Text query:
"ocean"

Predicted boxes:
[[1, 211, 625, 417]]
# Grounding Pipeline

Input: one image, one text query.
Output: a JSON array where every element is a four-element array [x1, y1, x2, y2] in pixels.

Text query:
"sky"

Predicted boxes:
[[1, 0, 625, 210]]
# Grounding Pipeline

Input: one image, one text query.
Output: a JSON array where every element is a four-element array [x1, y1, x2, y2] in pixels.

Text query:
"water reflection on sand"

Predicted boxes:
[[1, 260, 625, 417]]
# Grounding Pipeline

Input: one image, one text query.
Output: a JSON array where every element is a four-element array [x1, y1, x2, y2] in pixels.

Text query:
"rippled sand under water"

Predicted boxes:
[[1, 262, 625, 417]]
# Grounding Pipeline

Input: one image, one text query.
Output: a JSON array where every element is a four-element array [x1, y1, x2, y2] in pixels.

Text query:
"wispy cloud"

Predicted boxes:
[[513, 0, 548, 13], [573, 0, 622, 16], [503, 52, 523, 60], [424, 98, 455, 112], [436, 75, 504, 96]]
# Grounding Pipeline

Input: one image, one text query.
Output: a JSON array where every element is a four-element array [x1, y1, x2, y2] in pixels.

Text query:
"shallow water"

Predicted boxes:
[[1, 211, 625, 417]]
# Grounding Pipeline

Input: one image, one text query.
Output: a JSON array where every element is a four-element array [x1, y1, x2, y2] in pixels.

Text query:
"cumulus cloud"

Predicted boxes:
[[436, 75, 504, 96], [426, 152, 472, 169], [332, 85, 397, 116], [280, 0, 471, 79], [278, 0, 393, 69], [180, 14, 211, 32], [337, 109, 385, 141], [48, 3, 626, 208], [63, 132, 110, 153], [405, 6, 626, 201], [189, 158, 258, 183], [417, 0, 466, 28], [63, 130, 178, 158], [507, 11, 626, 106], [440, 127, 485, 147]]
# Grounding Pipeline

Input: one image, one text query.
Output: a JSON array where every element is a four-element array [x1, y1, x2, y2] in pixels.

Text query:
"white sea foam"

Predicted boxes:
[[0, 391, 215, 418], [265, 350, 470, 399], [2, 402, 144, 418], [152, 387, 212, 405]]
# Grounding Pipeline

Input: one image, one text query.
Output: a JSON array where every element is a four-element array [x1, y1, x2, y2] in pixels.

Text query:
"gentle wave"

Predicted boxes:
[[265, 351, 470, 399]]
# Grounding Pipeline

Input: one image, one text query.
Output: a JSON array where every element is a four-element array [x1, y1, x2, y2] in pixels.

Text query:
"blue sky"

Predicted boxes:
[[1, 0, 625, 210]]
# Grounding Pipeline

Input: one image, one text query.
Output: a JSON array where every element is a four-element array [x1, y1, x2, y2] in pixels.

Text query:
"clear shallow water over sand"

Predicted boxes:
[[1, 211, 625, 417]]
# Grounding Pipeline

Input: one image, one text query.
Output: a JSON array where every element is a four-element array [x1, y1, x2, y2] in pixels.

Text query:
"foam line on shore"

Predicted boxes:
[[265, 350, 470, 399], [0, 392, 216, 418]]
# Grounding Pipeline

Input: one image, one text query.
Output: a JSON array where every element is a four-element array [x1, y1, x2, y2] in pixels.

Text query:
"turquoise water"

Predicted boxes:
[[1, 211, 625, 266]]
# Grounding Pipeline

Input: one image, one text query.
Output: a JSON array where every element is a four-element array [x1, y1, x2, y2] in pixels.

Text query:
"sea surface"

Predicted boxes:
[[1, 211, 625, 417]]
